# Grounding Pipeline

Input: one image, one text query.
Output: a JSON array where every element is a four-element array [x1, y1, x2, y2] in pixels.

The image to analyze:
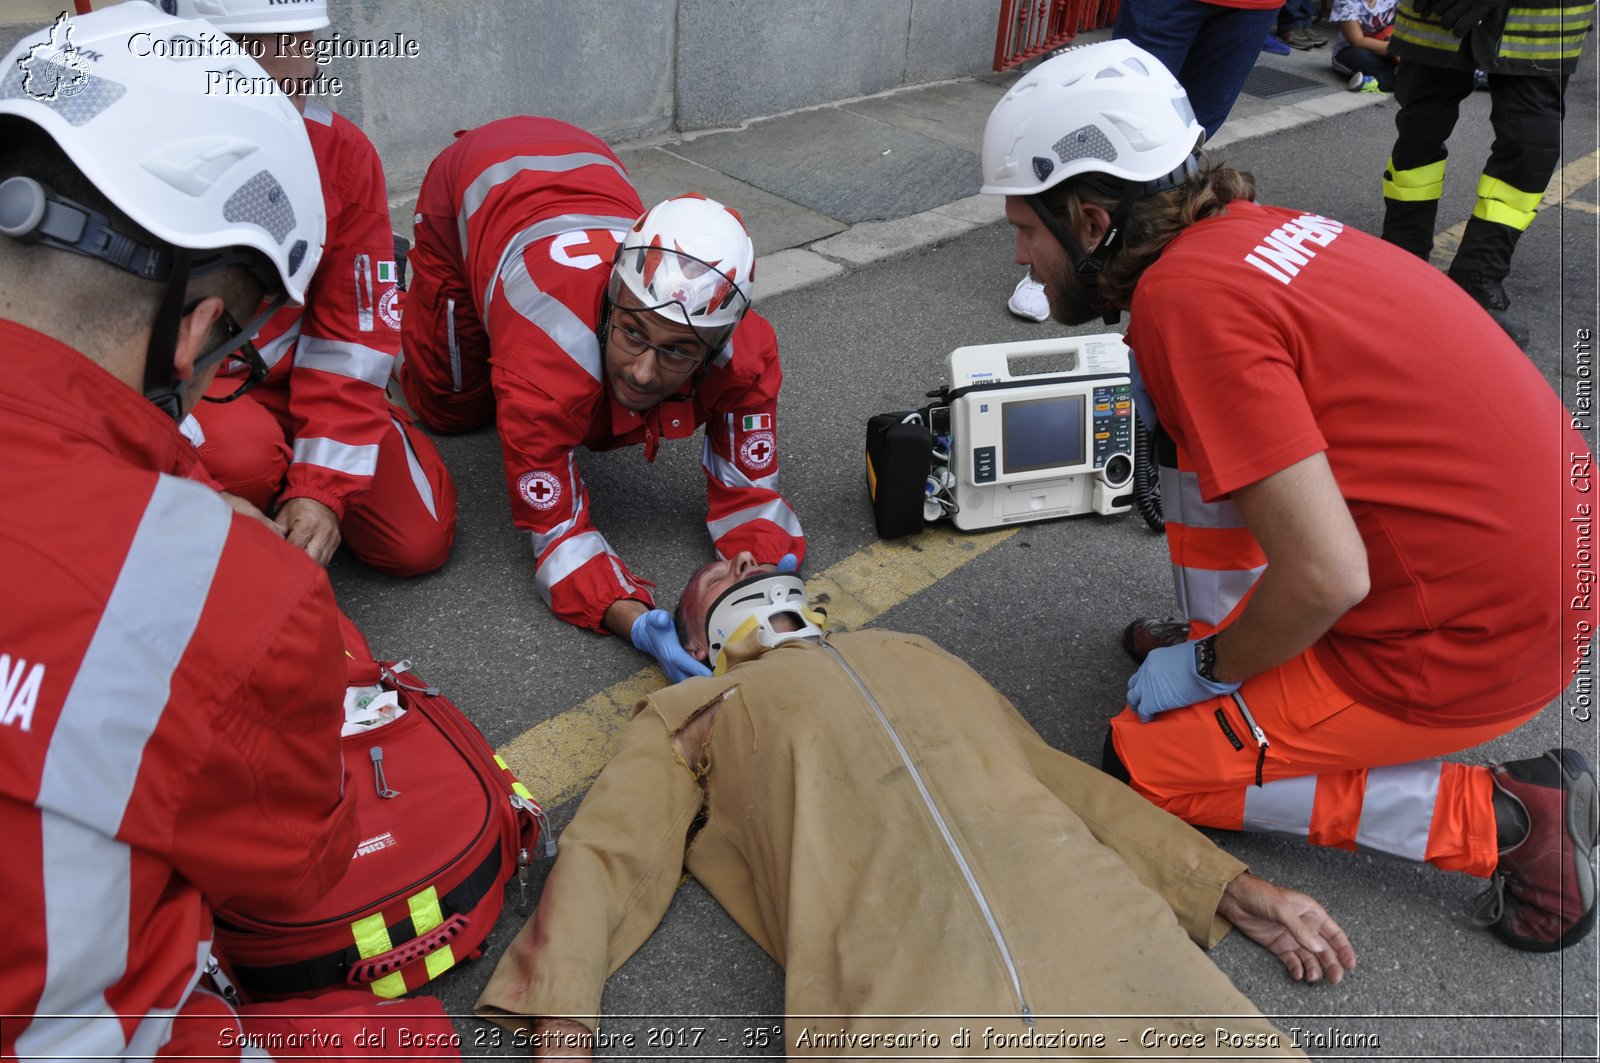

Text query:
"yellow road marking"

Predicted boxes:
[[1432, 149, 1599, 259], [498, 526, 1019, 807], [497, 148, 1600, 812]]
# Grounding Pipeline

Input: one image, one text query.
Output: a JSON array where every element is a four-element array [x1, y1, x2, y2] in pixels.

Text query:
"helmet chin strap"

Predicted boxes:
[[1026, 152, 1203, 327]]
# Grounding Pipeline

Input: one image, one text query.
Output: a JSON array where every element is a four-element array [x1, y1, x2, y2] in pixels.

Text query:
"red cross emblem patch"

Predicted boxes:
[[517, 470, 563, 511], [738, 430, 776, 472]]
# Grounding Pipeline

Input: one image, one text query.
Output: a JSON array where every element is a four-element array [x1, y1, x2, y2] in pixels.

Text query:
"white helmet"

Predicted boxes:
[[704, 572, 826, 676], [609, 194, 755, 350], [152, 0, 331, 33], [980, 39, 1204, 197], [0, 3, 325, 303]]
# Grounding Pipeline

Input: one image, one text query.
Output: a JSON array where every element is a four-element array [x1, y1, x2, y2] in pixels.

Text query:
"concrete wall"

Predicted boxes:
[[2, 0, 1002, 195]]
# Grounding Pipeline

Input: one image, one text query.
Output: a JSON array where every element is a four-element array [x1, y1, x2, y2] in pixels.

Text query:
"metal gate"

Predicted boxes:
[[993, 0, 1122, 72]]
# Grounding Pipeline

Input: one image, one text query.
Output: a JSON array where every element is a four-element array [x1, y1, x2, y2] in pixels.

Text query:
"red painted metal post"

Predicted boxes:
[[992, 0, 1123, 71]]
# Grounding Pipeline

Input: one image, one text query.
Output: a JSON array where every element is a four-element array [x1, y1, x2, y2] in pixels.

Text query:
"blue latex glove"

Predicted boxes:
[[775, 552, 799, 573], [1126, 641, 1240, 723], [631, 608, 712, 683]]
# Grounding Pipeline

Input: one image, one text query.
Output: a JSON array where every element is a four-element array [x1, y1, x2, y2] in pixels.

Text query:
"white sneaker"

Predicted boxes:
[[1007, 274, 1050, 322]]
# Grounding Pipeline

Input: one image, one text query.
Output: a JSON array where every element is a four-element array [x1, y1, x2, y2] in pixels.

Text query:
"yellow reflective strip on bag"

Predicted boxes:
[[424, 943, 457, 981], [406, 888, 458, 983], [350, 912, 408, 999], [512, 780, 534, 801], [493, 754, 510, 771], [1384, 157, 1446, 201], [1474, 174, 1542, 229]]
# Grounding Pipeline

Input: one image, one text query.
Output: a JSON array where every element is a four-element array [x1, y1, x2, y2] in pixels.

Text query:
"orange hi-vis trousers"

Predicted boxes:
[[1109, 650, 1535, 878], [1118, 439, 1533, 878]]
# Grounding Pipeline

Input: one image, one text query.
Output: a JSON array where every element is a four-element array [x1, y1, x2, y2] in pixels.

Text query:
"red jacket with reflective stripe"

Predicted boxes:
[[212, 100, 400, 519], [0, 321, 358, 1058], [417, 116, 805, 631]]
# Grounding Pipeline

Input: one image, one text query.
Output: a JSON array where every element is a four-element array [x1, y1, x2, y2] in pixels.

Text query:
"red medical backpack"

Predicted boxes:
[[212, 619, 550, 1001]]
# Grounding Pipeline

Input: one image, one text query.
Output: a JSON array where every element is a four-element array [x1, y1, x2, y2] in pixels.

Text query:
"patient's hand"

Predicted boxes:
[[1218, 871, 1357, 985]]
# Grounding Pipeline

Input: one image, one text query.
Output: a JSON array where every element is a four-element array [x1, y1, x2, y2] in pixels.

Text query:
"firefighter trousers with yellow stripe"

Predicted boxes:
[[1109, 650, 1537, 878], [1381, 60, 1570, 279]]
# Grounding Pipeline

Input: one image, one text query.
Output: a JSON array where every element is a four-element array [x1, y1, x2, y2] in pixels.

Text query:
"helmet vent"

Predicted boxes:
[[0, 65, 125, 127], [1051, 125, 1118, 166], [224, 170, 296, 243]]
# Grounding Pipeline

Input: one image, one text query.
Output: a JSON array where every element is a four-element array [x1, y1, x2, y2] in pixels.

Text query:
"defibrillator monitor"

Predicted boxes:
[[945, 335, 1134, 531]]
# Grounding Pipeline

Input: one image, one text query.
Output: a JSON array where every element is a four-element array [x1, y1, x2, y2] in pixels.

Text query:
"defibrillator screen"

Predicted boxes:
[[1001, 395, 1086, 474]]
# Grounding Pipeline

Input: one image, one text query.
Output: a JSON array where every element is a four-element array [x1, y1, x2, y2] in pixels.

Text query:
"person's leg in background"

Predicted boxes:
[[1443, 72, 1569, 348], [398, 207, 496, 434], [1382, 60, 1474, 261], [1277, 0, 1325, 50], [339, 403, 459, 577], [188, 384, 291, 511]]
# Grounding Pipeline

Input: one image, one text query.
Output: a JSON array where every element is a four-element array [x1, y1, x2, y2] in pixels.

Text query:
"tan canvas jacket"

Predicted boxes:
[[478, 628, 1304, 1057]]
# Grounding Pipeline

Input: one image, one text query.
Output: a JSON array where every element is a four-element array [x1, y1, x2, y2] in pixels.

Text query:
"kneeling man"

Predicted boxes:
[[476, 556, 1356, 1057]]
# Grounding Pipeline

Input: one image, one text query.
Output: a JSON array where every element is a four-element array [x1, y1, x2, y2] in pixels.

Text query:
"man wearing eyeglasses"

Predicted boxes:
[[400, 116, 806, 681]]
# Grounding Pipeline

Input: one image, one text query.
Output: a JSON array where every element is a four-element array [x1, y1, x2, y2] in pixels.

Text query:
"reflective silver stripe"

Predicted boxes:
[[533, 530, 617, 605], [709, 331, 735, 370], [820, 640, 1033, 1025], [1354, 761, 1443, 861], [1242, 774, 1318, 836], [17, 477, 229, 1063], [498, 251, 602, 382], [703, 435, 778, 491], [706, 498, 802, 542], [446, 297, 462, 392], [393, 416, 439, 520], [258, 320, 303, 370], [1173, 564, 1266, 628], [292, 436, 380, 478], [480, 213, 636, 318], [457, 154, 629, 259], [303, 98, 333, 126], [295, 336, 393, 388], [1166, 467, 1246, 530]]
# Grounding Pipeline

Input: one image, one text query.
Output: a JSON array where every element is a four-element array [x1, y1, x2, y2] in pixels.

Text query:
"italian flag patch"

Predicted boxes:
[[377, 260, 397, 284], [740, 413, 771, 432]]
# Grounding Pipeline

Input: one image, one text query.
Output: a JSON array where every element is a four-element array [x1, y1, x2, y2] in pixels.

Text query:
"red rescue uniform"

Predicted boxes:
[[189, 99, 457, 577], [400, 116, 805, 632], [0, 320, 459, 1059], [1112, 202, 1591, 876]]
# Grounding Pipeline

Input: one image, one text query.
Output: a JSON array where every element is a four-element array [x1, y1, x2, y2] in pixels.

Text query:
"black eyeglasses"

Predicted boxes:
[[185, 300, 271, 404], [607, 311, 712, 375]]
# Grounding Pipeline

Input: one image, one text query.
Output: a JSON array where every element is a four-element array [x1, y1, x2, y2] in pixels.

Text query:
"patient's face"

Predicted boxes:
[[680, 551, 772, 657]]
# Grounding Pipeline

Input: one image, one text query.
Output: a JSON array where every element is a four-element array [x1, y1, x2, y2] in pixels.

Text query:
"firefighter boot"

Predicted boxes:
[[1446, 268, 1531, 350], [1474, 748, 1599, 951]]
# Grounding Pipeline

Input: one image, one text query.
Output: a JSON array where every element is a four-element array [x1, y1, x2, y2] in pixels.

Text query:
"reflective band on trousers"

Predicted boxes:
[[1242, 760, 1444, 862], [1384, 156, 1447, 202], [1473, 173, 1545, 230], [15, 477, 229, 1062]]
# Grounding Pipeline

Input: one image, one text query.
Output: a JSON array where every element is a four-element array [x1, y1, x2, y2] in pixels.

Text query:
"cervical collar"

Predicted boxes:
[[704, 571, 827, 676]]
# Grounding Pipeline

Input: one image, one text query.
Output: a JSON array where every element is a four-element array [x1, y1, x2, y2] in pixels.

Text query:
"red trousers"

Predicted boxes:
[[396, 209, 495, 435], [190, 383, 458, 577], [1110, 649, 1538, 877]]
